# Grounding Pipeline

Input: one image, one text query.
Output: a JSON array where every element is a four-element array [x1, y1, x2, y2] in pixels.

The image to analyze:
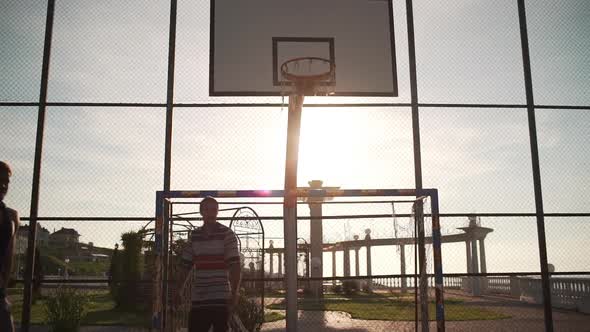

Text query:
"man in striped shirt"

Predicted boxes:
[[179, 196, 241, 332]]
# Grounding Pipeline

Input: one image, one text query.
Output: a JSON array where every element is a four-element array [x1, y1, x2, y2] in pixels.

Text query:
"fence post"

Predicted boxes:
[[510, 276, 521, 298]]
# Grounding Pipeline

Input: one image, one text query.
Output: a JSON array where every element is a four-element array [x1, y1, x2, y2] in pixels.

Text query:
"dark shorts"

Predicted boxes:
[[189, 306, 229, 332], [0, 289, 15, 332]]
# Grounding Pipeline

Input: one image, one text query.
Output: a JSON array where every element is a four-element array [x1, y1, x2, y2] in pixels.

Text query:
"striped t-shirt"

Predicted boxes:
[[182, 222, 240, 308]]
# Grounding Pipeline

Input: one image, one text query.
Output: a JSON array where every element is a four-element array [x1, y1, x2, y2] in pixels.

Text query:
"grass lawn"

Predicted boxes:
[[264, 311, 285, 322], [267, 294, 510, 321], [9, 289, 150, 327], [9, 288, 282, 326]]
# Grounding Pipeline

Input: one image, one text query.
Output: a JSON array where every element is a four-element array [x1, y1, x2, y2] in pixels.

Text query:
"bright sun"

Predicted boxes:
[[297, 109, 370, 187]]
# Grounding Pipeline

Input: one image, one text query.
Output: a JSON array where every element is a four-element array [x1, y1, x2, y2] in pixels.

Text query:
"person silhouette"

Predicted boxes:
[[177, 196, 242, 332]]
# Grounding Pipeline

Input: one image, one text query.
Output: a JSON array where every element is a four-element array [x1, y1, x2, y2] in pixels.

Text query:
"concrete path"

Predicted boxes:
[[18, 326, 148, 332]]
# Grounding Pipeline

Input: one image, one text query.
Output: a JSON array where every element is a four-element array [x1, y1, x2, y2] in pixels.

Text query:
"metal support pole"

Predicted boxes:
[[283, 94, 304, 332], [517, 1, 553, 330], [21, 1, 55, 330]]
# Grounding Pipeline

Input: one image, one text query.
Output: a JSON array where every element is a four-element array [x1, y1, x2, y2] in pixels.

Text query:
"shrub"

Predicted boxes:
[[235, 293, 264, 332], [42, 254, 68, 275], [342, 280, 359, 295], [301, 286, 315, 297], [44, 287, 88, 332], [120, 231, 143, 281], [361, 281, 373, 293], [70, 261, 109, 276], [331, 284, 343, 294], [33, 248, 44, 304]]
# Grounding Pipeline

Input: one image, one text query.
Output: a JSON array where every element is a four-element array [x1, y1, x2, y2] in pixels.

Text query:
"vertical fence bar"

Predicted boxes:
[[153, 192, 164, 330], [405, 0, 428, 330], [260, 223, 266, 309], [21, 1, 55, 331], [517, 1, 553, 331], [429, 190, 445, 331], [162, 0, 178, 329]]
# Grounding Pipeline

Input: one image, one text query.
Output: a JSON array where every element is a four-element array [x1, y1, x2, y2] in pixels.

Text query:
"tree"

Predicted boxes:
[[108, 244, 121, 301], [32, 247, 44, 304], [112, 232, 144, 309]]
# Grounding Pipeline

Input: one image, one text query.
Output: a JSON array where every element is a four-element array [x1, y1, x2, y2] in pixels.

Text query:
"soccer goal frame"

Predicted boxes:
[[152, 188, 445, 332]]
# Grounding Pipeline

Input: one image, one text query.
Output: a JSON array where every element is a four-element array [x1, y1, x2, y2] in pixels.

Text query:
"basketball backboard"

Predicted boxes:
[[210, 0, 398, 97]]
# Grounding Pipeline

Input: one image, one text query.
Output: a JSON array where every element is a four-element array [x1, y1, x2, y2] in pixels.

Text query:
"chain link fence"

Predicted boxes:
[[1, 0, 589, 331]]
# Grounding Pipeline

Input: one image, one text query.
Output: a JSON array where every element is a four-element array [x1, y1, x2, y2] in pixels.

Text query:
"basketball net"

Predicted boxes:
[[280, 56, 336, 103]]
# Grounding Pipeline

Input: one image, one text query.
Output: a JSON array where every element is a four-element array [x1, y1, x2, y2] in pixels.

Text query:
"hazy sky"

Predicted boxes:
[[0, 0, 589, 274]]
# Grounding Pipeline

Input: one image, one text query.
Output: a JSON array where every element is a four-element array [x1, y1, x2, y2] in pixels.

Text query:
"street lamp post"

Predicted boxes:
[[64, 258, 70, 280]]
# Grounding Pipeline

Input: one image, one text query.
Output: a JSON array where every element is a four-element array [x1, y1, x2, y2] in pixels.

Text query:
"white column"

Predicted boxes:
[[354, 248, 360, 276], [309, 202, 323, 297], [466, 241, 472, 273], [270, 252, 274, 276], [343, 247, 351, 277], [479, 238, 487, 292], [365, 232, 372, 291], [479, 239, 487, 274], [332, 250, 337, 286], [471, 239, 480, 295], [400, 245, 407, 293]]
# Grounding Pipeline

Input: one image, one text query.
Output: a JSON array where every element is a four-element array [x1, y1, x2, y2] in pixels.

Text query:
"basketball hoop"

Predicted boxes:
[[280, 56, 335, 96]]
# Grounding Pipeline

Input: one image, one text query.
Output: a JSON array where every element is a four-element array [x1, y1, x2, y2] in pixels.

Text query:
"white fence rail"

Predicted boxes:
[[463, 276, 590, 314]]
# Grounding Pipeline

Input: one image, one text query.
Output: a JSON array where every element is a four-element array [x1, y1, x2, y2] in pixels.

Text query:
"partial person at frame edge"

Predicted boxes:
[[0, 161, 20, 332]]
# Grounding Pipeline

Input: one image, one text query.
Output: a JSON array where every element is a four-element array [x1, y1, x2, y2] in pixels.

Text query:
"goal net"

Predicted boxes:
[[151, 189, 444, 332]]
